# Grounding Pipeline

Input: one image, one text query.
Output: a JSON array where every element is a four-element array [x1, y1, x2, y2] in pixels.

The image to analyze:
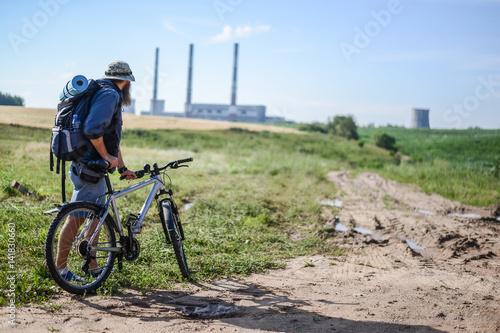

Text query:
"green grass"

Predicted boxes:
[[358, 127, 500, 170], [0, 123, 397, 305], [0, 123, 497, 305], [359, 127, 500, 206]]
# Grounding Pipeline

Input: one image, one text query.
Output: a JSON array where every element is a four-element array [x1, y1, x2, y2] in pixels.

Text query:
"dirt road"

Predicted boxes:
[[2, 171, 499, 332]]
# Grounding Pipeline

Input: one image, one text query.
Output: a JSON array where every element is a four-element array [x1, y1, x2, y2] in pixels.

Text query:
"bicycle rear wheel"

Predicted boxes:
[[161, 200, 190, 278], [45, 202, 117, 294]]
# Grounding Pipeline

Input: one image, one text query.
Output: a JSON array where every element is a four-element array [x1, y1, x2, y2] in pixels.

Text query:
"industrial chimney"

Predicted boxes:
[[410, 108, 430, 128], [230, 43, 239, 106], [185, 44, 194, 116], [228, 43, 239, 121], [153, 47, 159, 102], [149, 47, 164, 115]]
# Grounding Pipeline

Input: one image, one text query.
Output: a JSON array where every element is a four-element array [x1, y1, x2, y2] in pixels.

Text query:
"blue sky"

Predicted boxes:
[[1, 0, 499, 128]]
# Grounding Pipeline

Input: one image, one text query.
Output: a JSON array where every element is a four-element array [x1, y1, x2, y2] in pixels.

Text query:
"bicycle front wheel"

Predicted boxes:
[[161, 200, 190, 278], [45, 202, 117, 294]]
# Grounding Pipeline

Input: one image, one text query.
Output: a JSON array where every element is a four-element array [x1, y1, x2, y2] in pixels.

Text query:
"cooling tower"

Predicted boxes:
[[411, 108, 430, 128]]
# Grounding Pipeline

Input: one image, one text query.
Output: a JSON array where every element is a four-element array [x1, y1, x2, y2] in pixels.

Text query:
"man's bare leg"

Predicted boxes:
[[56, 216, 100, 272]]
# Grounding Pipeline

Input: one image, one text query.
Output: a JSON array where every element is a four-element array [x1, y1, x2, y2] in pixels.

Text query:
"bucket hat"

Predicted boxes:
[[102, 61, 135, 82]]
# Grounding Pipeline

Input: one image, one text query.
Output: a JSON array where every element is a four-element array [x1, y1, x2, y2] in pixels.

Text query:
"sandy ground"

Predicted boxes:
[[2, 171, 499, 332], [0, 106, 301, 133]]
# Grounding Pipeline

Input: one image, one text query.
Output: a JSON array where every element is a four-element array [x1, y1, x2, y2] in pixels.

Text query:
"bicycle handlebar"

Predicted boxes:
[[119, 157, 193, 180]]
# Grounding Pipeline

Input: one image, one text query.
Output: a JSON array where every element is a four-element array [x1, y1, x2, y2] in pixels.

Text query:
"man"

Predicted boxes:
[[56, 61, 137, 283]]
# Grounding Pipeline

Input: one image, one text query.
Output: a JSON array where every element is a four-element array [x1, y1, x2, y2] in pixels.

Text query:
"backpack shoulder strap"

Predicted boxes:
[[79, 80, 104, 121]]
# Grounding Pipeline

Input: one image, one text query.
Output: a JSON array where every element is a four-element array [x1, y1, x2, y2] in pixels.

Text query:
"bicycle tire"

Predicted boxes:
[[45, 202, 117, 294], [161, 201, 190, 278]]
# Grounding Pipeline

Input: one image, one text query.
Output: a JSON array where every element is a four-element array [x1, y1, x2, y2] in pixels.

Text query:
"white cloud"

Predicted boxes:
[[210, 24, 270, 43], [162, 19, 188, 37]]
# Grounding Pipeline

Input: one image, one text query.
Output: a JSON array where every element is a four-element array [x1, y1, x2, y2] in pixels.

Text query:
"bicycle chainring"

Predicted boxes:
[[122, 236, 140, 261]]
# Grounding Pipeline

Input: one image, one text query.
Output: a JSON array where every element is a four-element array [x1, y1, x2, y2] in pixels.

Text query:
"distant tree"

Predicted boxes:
[[373, 131, 397, 151], [299, 122, 327, 134], [0, 92, 24, 106], [326, 115, 359, 140]]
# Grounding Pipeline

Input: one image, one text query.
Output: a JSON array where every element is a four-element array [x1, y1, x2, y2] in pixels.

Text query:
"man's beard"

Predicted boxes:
[[122, 82, 132, 106]]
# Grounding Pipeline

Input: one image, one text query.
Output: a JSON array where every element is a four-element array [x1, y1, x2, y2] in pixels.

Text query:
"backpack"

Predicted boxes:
[[50, 78, 102, 202]]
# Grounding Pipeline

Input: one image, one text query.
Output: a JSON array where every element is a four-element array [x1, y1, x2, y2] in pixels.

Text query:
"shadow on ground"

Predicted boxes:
[[75, 279, 446, 333]]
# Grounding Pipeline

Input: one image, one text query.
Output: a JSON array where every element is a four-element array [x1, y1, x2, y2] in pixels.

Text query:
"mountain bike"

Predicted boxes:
[[44, 158, 193, 295]]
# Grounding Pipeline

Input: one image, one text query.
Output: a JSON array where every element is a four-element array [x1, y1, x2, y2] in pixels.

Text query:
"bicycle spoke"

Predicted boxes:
[[45, 203, 117, 294]]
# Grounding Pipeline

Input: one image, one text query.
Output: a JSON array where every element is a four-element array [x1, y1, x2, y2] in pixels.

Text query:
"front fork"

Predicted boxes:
[[156, 190, 185, 240]]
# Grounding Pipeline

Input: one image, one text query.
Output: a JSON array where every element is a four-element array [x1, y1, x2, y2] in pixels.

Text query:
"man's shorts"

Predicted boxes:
[[69, 163, 107, 205]]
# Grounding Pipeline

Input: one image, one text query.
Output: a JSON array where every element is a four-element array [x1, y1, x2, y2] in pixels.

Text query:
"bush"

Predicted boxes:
[[299, 123, 327, 134], [326, 115, 359, 140], [373, 131, 397, 151]]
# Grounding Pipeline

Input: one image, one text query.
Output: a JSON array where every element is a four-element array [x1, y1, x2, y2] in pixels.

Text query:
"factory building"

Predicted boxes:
[[187, 103, 266, 122], [141, 44, 280, 123], [183, 43, 271, 122]]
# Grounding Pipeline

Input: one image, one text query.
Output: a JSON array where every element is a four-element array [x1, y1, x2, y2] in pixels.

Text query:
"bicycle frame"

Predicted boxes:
[[82, 173, 165, 255]]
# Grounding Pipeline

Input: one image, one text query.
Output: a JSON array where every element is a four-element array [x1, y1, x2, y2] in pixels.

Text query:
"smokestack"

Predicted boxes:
[[186, 44, 194, 107], [153, 47, 159, 103], [231, 43, 239, 106]]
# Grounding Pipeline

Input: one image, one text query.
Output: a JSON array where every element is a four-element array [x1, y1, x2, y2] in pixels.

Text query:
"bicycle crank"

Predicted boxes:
[[122, 236, 140, 261]]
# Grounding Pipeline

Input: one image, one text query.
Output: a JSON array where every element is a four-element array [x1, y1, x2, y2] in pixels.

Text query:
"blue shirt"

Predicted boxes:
[[81, 79, 123, 163]]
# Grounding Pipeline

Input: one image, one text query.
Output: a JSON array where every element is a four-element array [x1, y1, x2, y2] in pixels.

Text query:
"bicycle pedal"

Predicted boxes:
[[126, 214, 143, 234]]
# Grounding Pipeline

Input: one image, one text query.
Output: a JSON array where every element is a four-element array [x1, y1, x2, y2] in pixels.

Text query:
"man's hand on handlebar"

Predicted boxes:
[[118, 158, 193, 180], [120, 169, 137, 181]]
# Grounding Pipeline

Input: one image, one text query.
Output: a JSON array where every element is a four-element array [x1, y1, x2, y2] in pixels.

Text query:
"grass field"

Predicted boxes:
[[359, 127, 500, 170], [0, 119, 398, 304], [0, 107, 498, 305], [358, 127, 500, 206], [0, 105, 301, 133]]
